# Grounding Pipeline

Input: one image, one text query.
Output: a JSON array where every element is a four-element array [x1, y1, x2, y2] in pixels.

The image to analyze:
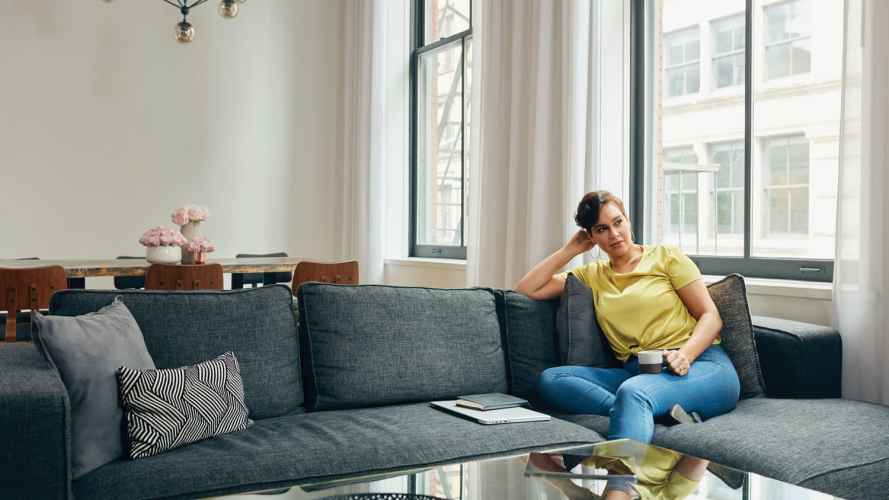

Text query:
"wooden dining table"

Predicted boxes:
[[0, 257, 304, 278]]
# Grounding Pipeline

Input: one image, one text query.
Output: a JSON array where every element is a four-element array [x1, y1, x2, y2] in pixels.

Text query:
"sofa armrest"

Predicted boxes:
[[0, 343, 71, 499], [752, 315, 842, 399]]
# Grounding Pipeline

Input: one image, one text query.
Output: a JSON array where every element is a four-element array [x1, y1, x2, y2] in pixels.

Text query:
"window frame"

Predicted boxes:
[[631, 0, 833, 282], [763, 0, 812, 80], [663, 26, 702, 97], [410, 0, 472, 260], [711, 13, 746, 89]]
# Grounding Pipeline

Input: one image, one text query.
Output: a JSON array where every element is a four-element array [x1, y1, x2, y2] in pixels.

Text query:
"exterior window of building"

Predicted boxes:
[[411, 0, 472, 259], [711, 141, 745, 234], [664, 28, 701, 97], [663, 147, 700, 253], [763, 135, 809, 235], [711, 14, 745, 88], [764, 0, 811, 80]]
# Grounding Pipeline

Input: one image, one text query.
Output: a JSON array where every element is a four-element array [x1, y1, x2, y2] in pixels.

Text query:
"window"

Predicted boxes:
[[763, 135, 809, 235], [711, 141, 744, 235], [711, 14, 745, 88], [663, 147, 700, 250], [764, 0, 812, 80], [411, 0, 472, 259], [639, 0, 842, 281], [664, 28, 701, 97]]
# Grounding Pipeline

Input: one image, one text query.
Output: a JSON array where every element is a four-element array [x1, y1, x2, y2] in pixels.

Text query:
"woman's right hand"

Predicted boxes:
[[564, 229, 595, 256]]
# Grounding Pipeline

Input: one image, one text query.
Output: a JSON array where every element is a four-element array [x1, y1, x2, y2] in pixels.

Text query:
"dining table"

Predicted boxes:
[[0, 257, 305, 278]]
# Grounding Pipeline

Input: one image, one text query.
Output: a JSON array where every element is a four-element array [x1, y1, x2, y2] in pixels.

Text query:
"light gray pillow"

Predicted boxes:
[[32, 299, 155, 479], [556, 273, 617, 367]]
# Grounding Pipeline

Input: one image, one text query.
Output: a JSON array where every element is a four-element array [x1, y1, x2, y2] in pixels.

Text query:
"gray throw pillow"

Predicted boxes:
[[556, 273, 617, 367], [31, 299, 155, 479], [707, 274, 767, 398], [118, 352, 251, 459]]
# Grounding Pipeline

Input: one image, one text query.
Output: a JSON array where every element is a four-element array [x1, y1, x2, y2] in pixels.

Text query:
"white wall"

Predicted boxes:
[[0, 1, 343, 274]]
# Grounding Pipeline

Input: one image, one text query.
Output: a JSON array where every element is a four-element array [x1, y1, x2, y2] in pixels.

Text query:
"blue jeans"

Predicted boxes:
[[537, 345, 740, 444]]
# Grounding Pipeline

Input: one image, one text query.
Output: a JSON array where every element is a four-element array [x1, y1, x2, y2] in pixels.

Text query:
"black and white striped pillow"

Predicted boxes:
[[117, 352, 252, 459]]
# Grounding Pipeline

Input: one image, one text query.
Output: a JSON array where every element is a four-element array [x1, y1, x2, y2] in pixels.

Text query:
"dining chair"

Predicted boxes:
[[145, 264, 224, 291], [0, 266, 68, 342], [13, 257, 83, 289], [231, 252, 292, 289], [291, 261, 359, 292], [114, 256, 146, 290]]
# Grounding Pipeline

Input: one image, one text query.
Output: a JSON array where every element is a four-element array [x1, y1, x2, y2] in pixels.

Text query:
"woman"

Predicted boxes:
[[515, 191, 740, 446]]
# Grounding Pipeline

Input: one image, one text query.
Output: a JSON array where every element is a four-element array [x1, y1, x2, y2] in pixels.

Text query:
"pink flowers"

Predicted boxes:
[[171, 204, 210, 225], [139, 227, 188, 248], [183, 236, 216, 254]]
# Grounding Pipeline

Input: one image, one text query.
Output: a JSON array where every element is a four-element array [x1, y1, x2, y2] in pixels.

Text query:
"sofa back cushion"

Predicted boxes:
[[497, 290, 562, 406], [49, 285, 302, 419], [298, 284, 507, 411]]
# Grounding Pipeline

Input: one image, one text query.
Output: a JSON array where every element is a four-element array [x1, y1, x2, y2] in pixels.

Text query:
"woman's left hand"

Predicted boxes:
[[665, 350, 692, 376]]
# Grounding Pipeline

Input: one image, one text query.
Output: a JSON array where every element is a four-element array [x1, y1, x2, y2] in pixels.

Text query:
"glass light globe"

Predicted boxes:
[[218, 0, 239, 18], [175, 21, 195, 43]]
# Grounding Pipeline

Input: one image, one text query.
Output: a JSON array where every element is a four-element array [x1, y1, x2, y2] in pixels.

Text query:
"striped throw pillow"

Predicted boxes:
[[117, 352, 252, 459]]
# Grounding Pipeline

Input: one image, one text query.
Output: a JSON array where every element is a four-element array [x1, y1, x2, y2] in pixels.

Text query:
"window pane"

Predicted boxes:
[[424, 0, 470, 45], [767, 189, 789, 234], [711, 141, 744, 237], [416, 43, 464, 248], [652, 1, 744, 256], [766, 44, 790, 80], [791, 39, 812, 75]]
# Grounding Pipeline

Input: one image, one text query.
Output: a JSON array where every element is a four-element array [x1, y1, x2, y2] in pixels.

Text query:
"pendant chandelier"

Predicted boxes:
[[160, 0, 247, 43]]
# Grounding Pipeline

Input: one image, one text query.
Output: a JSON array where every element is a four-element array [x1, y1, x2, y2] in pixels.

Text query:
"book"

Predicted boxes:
[[455, 393, 528, 411]]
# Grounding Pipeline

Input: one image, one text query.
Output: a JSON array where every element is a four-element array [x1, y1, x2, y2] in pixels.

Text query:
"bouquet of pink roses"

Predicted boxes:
[[183, 236, 216, 254], [171, 205, 210, 226], [139, 227, 187, 247]]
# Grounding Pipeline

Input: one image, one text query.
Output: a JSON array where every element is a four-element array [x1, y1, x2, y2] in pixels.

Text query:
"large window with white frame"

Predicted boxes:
[[637, 0, 842, 281], [411, 0, 472, 259]]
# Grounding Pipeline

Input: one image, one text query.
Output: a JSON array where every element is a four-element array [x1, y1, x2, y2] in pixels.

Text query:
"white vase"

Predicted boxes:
[[180, 221, 202, 264], [146, 245, 182, 264]]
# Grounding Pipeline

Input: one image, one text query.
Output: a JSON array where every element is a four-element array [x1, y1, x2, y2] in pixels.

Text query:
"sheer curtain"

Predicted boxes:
[[467, 0, 630, 289], [339, 0, 409, 284], [833, 0, 889, 405]]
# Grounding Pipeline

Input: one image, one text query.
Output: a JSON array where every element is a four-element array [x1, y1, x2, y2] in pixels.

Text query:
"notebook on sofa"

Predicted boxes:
[[431, 400, 550, 425], [456, 393, 528, 411]]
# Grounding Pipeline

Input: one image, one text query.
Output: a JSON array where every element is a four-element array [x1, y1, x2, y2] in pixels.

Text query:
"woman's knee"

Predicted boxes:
[[537, 367, 570, 395], [613, 378, 657, 410]]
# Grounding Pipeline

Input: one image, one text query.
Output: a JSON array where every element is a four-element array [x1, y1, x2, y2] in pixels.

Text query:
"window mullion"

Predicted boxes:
[[743, 0, 753, 259]]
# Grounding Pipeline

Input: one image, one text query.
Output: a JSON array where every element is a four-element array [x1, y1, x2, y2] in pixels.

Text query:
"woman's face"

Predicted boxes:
[[588, 202, 633, 258]]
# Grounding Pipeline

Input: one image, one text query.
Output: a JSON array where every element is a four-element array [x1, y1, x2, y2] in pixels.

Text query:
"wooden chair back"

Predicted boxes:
[[292, 261, 359, 292], [0, 266, 68, 342], [145, 264, 224, 291]]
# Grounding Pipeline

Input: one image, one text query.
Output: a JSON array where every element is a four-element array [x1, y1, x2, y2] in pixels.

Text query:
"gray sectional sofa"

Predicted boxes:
[[1, 283, 887, 499]]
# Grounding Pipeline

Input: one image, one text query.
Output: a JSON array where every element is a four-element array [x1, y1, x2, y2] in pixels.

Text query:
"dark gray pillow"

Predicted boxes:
[[31, 299, 155, 479], [556, 273, 616, 367], [118, 352, 251, 459], [707, 274, 767, 398]]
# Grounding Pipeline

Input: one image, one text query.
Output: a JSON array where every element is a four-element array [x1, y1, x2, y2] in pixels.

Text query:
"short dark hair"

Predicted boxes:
[[574, 191, 628, 232]]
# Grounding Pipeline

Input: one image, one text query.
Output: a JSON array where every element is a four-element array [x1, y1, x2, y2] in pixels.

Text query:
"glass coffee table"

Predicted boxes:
[[223, 440, 840, 500]]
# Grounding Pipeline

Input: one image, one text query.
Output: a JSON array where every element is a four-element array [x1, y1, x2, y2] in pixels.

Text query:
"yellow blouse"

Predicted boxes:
[[567, 245, 711, 362]]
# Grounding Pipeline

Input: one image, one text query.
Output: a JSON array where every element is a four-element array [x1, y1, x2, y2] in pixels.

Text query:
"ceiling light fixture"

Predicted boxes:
[[156, 0, 246, 43]]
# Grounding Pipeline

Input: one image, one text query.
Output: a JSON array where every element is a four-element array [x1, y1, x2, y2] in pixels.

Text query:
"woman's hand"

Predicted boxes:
[[665, 350, 692, 376], [564, 229, 595, 256]]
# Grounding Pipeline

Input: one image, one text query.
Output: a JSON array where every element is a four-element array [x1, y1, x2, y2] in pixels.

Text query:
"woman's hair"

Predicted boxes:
[[574, 191, 628, 232]]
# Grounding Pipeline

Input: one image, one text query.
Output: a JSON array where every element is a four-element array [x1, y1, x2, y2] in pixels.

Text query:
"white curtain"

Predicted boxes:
[[467, 0, 630, 289], [339, 1, 409, 284], [833, 0, 889, 405]]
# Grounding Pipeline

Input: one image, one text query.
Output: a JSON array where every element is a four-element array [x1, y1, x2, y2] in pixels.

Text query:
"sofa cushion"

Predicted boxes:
[[49, 286, 302, 419], [497, 291, 561, 406], [565, 398, 889, 499], [31, 299, 156, 479], [297, 284, 508, 410], [73, 403, 602, 499], [118, 352, 252, 459], [706, 275, 767, 398], [556, 274, 616, 367]]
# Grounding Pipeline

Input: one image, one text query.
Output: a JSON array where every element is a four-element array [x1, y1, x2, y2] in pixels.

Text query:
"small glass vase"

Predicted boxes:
[[180, 221, 202, 264]]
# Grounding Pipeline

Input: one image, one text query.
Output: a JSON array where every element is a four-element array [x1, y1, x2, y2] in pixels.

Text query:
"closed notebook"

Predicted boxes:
[[456, 393, 528, 411]]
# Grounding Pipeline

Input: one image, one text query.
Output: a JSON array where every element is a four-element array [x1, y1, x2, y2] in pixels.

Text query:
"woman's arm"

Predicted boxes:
[[514, 230, 594, 300], [665, 279, 723, 375]]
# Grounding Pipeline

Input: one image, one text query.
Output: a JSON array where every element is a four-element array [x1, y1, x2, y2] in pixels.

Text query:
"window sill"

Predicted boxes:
[[384, 257, 468, 271], [703, 274, 832, 300]]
